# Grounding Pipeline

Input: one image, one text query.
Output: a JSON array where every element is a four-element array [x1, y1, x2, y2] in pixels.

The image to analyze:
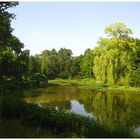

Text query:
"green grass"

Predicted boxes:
[[106, 84, 140, 94], [49, 78, 140, 94], [49, 78, 108, 90]]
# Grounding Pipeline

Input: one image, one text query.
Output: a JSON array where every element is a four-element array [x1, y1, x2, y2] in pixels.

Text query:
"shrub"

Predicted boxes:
[[31, 73, 48, 84]]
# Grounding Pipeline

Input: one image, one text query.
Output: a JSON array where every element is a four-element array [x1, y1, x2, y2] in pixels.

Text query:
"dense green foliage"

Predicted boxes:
[[39, 49, 58, 79], [28, 48, 94, 79], [129, 39, 140, 87], [0, 2, 30, 80], [31, 73, 48, 84], [93, 23, 140, 85], [71, 55, 83, 78], [80, 49, 94, 78], [0, 2, 18, 47], [0, 2, 47, 85]]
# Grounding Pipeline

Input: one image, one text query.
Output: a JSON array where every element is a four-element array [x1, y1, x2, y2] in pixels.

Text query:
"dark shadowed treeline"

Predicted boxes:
[[29, 48, 93, 80], [0, 2, 29, 80]]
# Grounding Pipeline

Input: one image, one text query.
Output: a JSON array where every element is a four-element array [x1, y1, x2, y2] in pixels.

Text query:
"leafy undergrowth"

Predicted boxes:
[[0, 119, 54, 138], [0, 97, 135, 138], [0, 79, 48, 93]]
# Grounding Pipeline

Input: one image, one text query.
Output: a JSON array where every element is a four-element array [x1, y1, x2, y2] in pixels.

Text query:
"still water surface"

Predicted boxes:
[[23, 84, 140, 135]]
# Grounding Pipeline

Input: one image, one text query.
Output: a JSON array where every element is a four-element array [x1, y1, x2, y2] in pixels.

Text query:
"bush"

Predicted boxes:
[[57, 72, 69, 79], [31, 73, 48, 84]]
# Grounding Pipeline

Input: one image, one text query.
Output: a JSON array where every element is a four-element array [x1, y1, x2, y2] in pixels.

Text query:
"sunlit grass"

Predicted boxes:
[[49, 78, 140, 93], [49, 78, 107, 90]]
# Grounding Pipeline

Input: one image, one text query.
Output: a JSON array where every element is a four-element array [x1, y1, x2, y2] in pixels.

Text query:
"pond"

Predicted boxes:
[[23, 84, 140, 136]]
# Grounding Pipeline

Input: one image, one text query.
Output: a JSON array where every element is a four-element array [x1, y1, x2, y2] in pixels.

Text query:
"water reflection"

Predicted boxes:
[[134, 127, 140, 136], [23, 84, 140, 135], [70, 100, 94, 118]]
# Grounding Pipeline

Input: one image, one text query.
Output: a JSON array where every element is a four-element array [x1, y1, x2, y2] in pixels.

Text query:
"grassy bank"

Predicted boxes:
[[49, 78, 108, 90], [49, 78, 140, 94], [0, 97, 135, 138]]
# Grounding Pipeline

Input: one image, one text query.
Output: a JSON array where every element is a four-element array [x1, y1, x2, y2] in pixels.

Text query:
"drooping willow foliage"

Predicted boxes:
[[93, 23, 137, 84]]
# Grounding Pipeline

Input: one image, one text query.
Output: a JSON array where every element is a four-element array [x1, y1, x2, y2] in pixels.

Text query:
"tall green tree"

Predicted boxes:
[[0, 2, 18, 48], [71, 55, 83, 78], [39, 50, 49, 76], [47, 49, 59, 79], [39, 49, 58, 79], [80, 49, 94, 78], [93, 22, 136, 84], [57, 48, 72, 79], [28, 55, 40, 77], [0, 2, 30, 80]]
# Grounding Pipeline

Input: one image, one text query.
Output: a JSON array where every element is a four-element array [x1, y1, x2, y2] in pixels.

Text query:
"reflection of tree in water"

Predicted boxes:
[[78, 98, 94, 113], [80, 91, 140, 129], [24, 85, 140, 130], [77, 89, 98, 113]]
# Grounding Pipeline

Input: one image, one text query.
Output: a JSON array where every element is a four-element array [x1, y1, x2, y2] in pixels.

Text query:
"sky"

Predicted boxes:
[[8, 2, 140, 56]]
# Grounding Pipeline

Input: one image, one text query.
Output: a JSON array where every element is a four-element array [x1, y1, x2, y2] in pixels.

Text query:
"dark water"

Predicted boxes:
[[23, 84, 140, 135]]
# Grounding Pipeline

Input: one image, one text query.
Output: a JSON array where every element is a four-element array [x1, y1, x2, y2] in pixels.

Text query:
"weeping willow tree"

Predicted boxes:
[[93, 22, 136, 84], [129, 39, 140, 87]]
